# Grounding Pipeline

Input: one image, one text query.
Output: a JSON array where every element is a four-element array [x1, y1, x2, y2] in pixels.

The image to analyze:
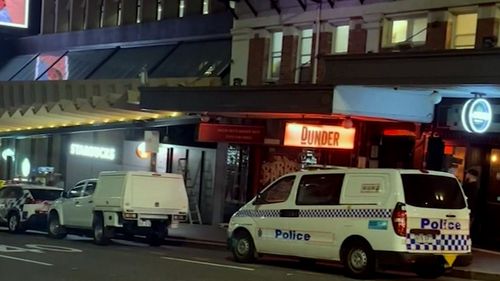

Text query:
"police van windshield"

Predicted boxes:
[[401, 174, 466, 209]]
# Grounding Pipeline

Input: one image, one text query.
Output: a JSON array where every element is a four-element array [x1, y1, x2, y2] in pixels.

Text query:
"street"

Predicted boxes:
[[0, 228, 480, 281]]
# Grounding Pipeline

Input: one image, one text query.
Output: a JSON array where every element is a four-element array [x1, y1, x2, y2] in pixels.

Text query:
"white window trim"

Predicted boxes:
[[295, 27, 314, 83], [267, 31, 283, 81], [332, 24, 350, 54], [382, 15, 428, 48]]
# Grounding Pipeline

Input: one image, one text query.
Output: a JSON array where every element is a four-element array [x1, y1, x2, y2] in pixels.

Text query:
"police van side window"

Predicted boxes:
[[259, 176, 295, 204], [296, 174, 345, 205]]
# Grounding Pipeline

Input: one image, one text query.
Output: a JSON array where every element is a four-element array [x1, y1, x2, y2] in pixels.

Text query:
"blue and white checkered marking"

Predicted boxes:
[[406, 234, 471, 252], [299, 209, 392, 218], [234, 208, 392, 219]]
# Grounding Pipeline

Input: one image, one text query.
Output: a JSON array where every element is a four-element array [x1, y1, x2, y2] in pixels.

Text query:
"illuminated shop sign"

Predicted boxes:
[[70, 143, 116, 160], [461, 98, 492, 134], [284, 123, 355, 149]]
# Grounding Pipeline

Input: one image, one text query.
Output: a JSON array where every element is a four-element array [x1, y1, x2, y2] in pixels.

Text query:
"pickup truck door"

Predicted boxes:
[[76, 180, 97, 228], [61, 184, 85, 227]]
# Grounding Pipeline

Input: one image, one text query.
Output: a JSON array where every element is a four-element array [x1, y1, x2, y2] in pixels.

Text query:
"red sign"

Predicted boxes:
[[284, 123, 355, 149], [198, 123, 265, 144]]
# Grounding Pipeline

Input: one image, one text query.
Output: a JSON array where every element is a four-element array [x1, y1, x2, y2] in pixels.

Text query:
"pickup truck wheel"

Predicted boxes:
[[48, 212, 67, 239], [93, 213, 112, 245], [148, 222, 167, 247], [8, 213, 24, 234]]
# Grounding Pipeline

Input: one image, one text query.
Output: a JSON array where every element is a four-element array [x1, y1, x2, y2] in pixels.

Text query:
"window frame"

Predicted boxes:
[[383, 15, 428, 47], [298, 28, 314, 67], [452, 12, 478, 49], [83, 181, 97, 197], [333, 24, 350, 54], [295, 173, 345, 205], [257, 176, 295, 205], [67, 184, 85, 199], [268, 30, 283, 80]]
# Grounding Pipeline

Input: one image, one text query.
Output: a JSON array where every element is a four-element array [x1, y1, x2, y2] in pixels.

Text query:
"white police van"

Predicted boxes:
[[228, 168, 471, 278]]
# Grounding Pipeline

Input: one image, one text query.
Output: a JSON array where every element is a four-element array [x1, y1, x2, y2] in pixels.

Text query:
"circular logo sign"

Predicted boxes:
[[461, 98, 492, 133]]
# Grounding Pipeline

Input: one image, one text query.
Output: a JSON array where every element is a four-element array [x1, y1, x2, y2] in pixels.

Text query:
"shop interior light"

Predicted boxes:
[[492, 154, 498, 163], [119, 117, 126, 121]]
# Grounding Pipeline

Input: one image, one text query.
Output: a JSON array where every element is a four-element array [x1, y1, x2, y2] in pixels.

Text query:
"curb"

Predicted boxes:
[[165, 236, 227, 249], [449, 269, 500, 281]]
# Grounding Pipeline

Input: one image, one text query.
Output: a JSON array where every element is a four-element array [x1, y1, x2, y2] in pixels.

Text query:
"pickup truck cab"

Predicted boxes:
[[48, 171, 189, 246]]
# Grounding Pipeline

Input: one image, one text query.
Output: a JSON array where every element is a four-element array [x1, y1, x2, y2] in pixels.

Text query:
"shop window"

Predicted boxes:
[[179, 0, 185, 17], [269, 31, 283, 79], [260, 176, 295, 204], [384, 17, 427, 46], [296, 174, 344, 205], [453, 13, 477, 49], [334, 25, 349, 53], [203, 0, 209, 14]]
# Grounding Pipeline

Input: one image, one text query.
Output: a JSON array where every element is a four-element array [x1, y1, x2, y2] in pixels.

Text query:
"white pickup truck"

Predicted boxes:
[[48, 171, 189, 246]]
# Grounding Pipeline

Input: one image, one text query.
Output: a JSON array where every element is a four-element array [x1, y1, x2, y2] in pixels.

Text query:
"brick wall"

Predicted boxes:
[[279, 35, 298, 84], [247, 36, 269, 86], [476, 17, 498, 48], [426, 20, 451, 50], [348, 20, 367, 54], [311, 32, 333, 83]]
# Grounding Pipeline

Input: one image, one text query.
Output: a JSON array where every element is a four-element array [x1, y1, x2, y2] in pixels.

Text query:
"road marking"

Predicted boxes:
[[161, 256, 255, 271], [0, 254, 53, 266]]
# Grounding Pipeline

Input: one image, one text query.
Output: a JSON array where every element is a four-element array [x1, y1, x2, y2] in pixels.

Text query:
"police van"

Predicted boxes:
[[228, 168, 471, 278]]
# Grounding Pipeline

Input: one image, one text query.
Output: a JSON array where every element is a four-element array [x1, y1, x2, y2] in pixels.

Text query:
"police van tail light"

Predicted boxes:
[[392, 202, 407, 237]]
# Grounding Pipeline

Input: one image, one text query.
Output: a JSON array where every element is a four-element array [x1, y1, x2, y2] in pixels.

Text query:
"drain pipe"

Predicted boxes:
[[312, 1, 322, 84]]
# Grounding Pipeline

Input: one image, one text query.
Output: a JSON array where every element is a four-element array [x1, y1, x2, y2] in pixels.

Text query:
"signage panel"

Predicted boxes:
[[198, 123, 265, 144], [69, 143, 116, 160], [0, 0, 29, 28], [284, 123, 355, 149], [461, 98, 492, 134]]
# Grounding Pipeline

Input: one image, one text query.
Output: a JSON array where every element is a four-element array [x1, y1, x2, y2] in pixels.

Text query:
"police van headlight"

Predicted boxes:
[[173, 214, 187, 222], [123, 212, 138, 219]]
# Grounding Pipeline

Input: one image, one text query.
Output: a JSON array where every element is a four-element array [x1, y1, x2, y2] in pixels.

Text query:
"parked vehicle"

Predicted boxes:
[[228, 168, 472, 278], [48, 171, 189, 246], [0, 184, 63, 233]]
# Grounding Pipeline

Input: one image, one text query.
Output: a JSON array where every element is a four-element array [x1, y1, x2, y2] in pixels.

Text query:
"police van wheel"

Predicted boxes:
[[93, 213, 112, 245], [343, 242, 375, 279], [48, 212, 67, 239], [7, 213, 24, 234], [232, 232, 255, 263]]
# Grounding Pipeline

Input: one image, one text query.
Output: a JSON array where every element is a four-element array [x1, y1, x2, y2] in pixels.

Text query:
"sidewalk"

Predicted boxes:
[[168, 223, 500, 280]]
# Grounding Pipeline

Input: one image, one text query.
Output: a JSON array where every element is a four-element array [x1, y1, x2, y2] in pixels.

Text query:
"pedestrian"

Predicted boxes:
[[0, 0, 12, 23], [462, 168, 479, 238]]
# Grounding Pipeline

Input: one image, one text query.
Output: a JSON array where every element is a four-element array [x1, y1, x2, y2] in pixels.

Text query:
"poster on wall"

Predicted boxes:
[[0, 0, 29, 28], [36, 55, 68, 80]]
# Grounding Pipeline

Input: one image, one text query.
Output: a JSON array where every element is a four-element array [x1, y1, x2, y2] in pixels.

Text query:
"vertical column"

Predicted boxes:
[[426, 10, 452, 50], [208, 0, 225, 14], [142, 0, 157, 22], [246, 30, 270, 86], [363, 14, 382, 53], [41, 0, 56, 34], [165, 0, 180, 18], [70, 0, 85, 31], [185, 0, 203, 17], [85, 0, 101, 30], [476, 3, 499, 49], [102, 0, 118, 28], [279, 26, 299, 85], [121, 0, 137, 25], [211, 143, 228, 225], [55, 0, 70, 33], [348, 17, 367, 53], [311, 23, 333, 84], [230, 28, 251, 86]]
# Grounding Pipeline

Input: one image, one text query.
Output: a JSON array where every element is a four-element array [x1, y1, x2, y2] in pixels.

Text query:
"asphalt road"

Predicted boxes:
[[0, 228, 481, 281]]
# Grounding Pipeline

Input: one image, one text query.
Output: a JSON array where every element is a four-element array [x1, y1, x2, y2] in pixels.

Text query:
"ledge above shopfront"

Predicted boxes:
[[323, 49, 500, 86], [140, 85, 335, 117]]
